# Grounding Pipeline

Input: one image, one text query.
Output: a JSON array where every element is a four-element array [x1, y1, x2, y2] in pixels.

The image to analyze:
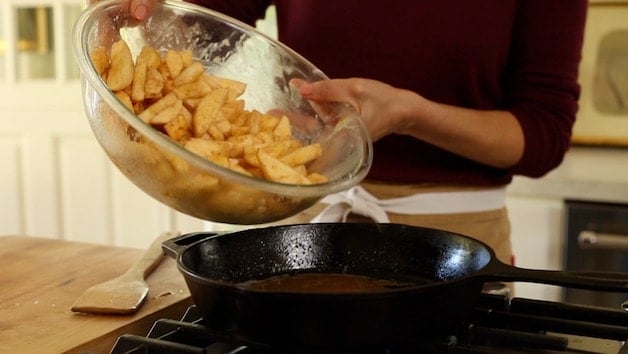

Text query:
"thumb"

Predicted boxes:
[[130, 0, 157, 20], [289, 78, 314, 96]]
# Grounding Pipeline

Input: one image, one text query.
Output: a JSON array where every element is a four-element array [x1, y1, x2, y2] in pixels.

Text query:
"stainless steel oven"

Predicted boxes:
[[563, 199, 628, 309]]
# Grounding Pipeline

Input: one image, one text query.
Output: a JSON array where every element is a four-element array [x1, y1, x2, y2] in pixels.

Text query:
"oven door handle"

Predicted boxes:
[[578, 230, 628, 250]]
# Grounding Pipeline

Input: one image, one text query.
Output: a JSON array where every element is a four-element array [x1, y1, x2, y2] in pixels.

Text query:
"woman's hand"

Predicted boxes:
[[290, 78, 525, 169], [290, 78, 412, 142], [87, 0, 158, 20]]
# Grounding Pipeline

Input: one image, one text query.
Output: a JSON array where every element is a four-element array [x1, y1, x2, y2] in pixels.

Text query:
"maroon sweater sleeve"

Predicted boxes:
[[505, 1, 587, 178], [186, 0, 271, 26], [184, 1, 588, 186]]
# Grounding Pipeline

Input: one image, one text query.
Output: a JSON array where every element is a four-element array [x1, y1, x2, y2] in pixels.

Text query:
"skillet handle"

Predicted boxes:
[[480, 260, 628, 292], [161, 231, 219, 258]]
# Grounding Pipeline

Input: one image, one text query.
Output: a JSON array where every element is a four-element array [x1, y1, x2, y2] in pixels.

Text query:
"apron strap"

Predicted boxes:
[[311, 186, 506, 223]]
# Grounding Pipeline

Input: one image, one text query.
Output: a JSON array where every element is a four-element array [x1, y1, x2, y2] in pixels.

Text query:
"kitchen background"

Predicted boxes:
[[1, 0, 627, 304]]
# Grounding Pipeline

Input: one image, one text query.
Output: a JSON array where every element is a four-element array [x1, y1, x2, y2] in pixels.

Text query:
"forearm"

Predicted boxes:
[[291, 78, 525, 170], [397, 91, 524, 169]]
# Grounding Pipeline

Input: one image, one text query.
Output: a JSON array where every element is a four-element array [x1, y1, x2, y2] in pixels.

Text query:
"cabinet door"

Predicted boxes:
[[0, 1, 207, 247], [507, 195, 565, 301]]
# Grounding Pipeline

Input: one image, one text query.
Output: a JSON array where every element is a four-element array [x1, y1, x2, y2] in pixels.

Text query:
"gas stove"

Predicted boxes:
[[110, 294, 628, 353]]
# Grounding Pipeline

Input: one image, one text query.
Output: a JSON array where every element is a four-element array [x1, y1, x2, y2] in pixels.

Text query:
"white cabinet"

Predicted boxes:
[[507, 194, 565, 301], [0, 82, 209, 248], [507, 147, 628, 301], [0, 2, 283, 247], [0, 1, 207, 248]]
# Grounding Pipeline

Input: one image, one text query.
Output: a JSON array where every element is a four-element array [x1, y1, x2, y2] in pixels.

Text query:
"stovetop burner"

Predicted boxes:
[[111, 294, 628, 354]]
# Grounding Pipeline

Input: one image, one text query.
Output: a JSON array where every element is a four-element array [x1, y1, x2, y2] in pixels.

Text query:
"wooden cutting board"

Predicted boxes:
[[0, 235, 193, 354]]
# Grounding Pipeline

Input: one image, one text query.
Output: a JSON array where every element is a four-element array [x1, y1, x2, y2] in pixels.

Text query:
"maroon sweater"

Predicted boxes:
[[187, 0, 588, 186]]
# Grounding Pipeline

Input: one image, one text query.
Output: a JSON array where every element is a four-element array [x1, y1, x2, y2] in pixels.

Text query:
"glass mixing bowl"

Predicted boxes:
[[73, 0, 372, 224]]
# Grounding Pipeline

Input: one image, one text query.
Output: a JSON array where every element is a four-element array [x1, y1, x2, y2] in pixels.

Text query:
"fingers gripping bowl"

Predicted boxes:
[[73, 0, 372, 224]]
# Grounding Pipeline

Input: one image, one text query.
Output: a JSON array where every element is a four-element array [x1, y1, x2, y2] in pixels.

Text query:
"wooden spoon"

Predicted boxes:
[[70, 231, 180, 315]]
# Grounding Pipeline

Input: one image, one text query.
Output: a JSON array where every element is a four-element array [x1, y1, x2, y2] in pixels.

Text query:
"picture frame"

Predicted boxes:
[[572, 2, 628, 147]]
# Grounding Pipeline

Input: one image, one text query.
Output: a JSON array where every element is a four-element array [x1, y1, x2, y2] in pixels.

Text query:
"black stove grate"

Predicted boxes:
[[111, 294, 628, 354]]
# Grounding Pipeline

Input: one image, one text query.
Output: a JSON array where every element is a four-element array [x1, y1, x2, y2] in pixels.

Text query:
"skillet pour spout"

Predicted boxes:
[[161, 223, 628, 349]]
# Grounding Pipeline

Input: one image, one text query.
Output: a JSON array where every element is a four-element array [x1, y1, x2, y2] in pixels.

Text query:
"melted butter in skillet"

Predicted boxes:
[[239, 273, 420, 293]]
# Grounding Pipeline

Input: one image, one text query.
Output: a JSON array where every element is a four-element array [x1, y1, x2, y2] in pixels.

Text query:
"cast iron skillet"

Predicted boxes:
[[162, 223, 628, 350]]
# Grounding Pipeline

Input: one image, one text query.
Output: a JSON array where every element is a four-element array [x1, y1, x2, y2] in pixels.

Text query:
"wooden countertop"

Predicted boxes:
[[0, 235, 193, 354]]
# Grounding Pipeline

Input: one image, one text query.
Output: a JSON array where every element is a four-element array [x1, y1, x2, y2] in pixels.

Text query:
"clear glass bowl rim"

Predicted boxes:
[[72, 0, 373, 198]]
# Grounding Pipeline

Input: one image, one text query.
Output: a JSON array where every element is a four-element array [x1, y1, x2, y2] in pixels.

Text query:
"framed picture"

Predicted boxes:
[[572, 2, 628, 147]]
